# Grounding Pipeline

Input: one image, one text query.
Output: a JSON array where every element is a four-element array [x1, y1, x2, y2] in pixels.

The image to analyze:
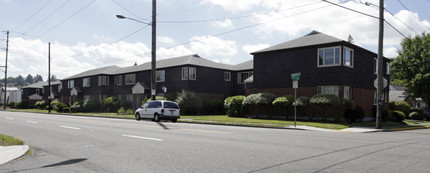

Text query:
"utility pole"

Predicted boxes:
[[48, 42, 51, 113], [151, 0, 157, 100], [376, 0, 384, 129], [3, 30, 9, 110]]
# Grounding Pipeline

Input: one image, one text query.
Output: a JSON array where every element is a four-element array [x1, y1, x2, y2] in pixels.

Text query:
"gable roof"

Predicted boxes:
[[233, 60, 253, 71], [22, 81, 62, 89], [62, 65, 121, 80], [252, 30, 344, 54]]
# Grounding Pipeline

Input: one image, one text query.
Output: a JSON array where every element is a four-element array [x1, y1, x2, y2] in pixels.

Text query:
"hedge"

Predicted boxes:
[[224, 95, 245, 117]]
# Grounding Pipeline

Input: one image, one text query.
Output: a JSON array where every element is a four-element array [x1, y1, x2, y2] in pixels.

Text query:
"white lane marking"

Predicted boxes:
[[60, 125, 81, 130], [122, 134, 163, 142], [26, 121, 39, 124], [5, 118, 14, 120]]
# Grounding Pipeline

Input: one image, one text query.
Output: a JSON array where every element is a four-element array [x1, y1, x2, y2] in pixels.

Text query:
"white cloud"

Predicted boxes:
[[242, 43, 270, 53], [211, 19, 234, 29], [157, 36, 176, 45], [190, 35, 238, 56], [384, 46, 399, 58], [157, 45, 193, 59], [201, 0, 261, 13], [3, 37, 152, 79]]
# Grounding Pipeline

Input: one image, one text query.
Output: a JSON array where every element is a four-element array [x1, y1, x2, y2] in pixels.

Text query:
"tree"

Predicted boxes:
[[16, 75, 25, 86], [50, 75, 57, 82], [391, 33, 430, 108], [25, 74, 33, 84], [34, 74, 43, 83]]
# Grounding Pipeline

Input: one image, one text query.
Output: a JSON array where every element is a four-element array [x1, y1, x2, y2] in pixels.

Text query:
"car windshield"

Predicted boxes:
[[164, 102, 179, 109]]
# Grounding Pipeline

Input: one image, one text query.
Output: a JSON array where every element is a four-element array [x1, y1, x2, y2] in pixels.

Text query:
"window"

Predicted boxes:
[[83, 78, 90, 87], [224, 72, 231, 81], [374, 58, 378, 74], [318, 47, 341, 67], [343, 86, 352, 100], [317, 86, 339, 96], [164, 102, 179, 109], [115, 75, 122, 85], [189, 67, 196, 80], [126, 94, 133, 102], [36, 89, 40, 94], [237, 71, 253, 84], [156, 70, 165, 82], [68, 80, 74, 88], [386, 62, 390, 75], [125, 74, 136, 85], [58, 83, 62, 92], [98, 76, 109, 86], [343, 47, 353, 67], [149, 101, 162, 108], [83, 95, 90, 101], [181, 67, 188, 80]]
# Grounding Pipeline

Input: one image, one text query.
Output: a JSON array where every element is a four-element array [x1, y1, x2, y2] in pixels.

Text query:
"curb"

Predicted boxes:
[[384, 126, 430, 132], [0, 145, 29, 165], [178, 120, 306, 130]]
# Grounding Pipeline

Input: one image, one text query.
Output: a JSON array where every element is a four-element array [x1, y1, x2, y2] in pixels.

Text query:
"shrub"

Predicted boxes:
[[102, 97, 121, 112], [310, 94, 341, 121], [203, 98, 224, 115], [53, 102, 68, 112], [224, 95, 245, 117], [126, 109, 134, 115], [117, 107, 125, 114], [243, 93, 277, 118], [81, 99, 101, 112], [391, 110, 406, 122], [146, 96, 168, 103], [7, 102, 15, 108], [409, 111, 425, 120], [410, 108, 425, 120], [35, 100, 47, 110], [389, 101, 411, 116], [272, 95, 294, 118], [16, 100, 30, 109], [62, 106, 70, 113], [175, 90, 202, 115], [120, 100, 133, 110], [344, 105, 365, 123], [293, 96, 310, 107], [342, 99, 356, 112], [70, 102, 81, 113]]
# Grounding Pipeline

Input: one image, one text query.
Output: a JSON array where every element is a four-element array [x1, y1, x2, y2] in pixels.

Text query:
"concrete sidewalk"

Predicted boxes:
[[0, 145, 29, 165], [291, 125, 383, 133]]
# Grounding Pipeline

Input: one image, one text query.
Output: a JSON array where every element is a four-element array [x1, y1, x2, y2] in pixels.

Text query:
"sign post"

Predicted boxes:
[[291, 73, 301, 127]]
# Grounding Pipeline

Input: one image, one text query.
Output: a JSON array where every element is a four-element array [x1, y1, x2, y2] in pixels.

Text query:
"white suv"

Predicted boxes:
[[135, 100, 180, 122]]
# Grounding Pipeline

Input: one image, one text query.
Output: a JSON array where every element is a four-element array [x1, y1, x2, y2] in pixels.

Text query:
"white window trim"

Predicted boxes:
[[343, 86, 352, 100], [68, 80, 74, 89], [156, 70, 165, 82], [98, 76, 109, 86], [374, 58, 378, 74], [181, 67, 188, 80], [115, 75, 122, 86], [343, 46, 354, 68], [386, 62, 390, 75], [125, 74, 136, 85], [317, 46, 341, 67], [317, 86, 339, 96], [237, 71, 253, 84], [189, 67, 196, 80], [83, 78, 90, 87], [224, 72, 231, 81]]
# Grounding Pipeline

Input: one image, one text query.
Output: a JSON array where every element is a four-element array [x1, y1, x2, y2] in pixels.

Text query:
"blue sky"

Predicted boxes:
[[1, 0, 429, 80]]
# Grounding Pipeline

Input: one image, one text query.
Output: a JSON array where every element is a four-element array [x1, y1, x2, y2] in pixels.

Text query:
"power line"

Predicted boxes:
[[110, 0, 149, 21], [384, 8, 419, 36], [13, 0, 52, 31], [22, 0, 72, 34], [36, 0, 97, 39], [396, 0, 430, 31]]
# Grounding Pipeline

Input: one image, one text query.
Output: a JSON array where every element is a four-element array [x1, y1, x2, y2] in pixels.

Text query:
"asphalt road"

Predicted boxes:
[[1, 111, 430, 173]]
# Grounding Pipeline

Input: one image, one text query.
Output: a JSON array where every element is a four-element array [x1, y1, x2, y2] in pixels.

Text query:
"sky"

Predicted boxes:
[[0, 0, 429, 80]]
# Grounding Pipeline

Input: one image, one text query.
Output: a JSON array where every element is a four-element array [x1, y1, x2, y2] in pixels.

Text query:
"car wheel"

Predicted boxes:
[[172, 119, 177, 123], [135, 113, 141, 121], [154, 114, 160, 122]]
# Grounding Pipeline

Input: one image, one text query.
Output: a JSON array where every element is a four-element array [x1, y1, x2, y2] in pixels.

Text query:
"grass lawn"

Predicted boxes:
[[0, 134, 24, 146]]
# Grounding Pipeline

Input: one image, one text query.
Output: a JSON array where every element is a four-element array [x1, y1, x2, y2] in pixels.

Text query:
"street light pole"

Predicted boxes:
[[376, 0, 384, 129], [3, 30, 9, 110], [116, 0, 157, 100]]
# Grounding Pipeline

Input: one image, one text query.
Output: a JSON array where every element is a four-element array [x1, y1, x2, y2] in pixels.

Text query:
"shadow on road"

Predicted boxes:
[[8, 158, 87, 172], [156, 121, 169, 130]]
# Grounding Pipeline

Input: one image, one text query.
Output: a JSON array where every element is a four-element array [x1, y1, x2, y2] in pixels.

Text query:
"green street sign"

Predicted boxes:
[[291, 73, 301, 80]]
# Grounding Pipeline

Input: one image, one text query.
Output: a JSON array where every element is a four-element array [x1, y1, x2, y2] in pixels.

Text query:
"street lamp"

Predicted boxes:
[[116, 0, 157, 101]]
